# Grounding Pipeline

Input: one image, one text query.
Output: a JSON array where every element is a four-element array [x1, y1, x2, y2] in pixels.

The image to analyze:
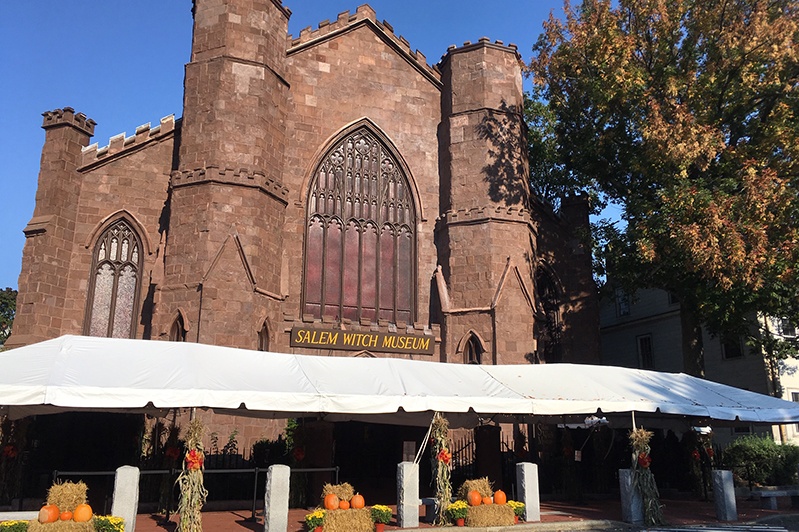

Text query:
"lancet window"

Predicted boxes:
[[85, 219, 142, 338], [303, 127, 416, 324], [535, 267, 563, 363]]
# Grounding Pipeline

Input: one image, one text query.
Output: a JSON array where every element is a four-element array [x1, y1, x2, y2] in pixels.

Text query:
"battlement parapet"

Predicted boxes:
[[439, 37, 521, 67], [42, 107, 96, 136], [288, 4, 440, 83], [81, 115, 176, 167], [436, 205, 532, 226], [170, 165, 290, 202]]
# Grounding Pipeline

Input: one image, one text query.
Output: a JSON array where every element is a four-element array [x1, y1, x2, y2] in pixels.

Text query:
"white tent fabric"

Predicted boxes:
[[2, 335, 799, 427]]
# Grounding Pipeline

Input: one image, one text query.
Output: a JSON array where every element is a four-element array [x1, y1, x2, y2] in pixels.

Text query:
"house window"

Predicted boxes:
[[637, 334, 654, 369], [780, 319, 796, 338], [722, 336, 744, 359], [170, 314, 187, 342], [668, 292, 680, 305], [303, 126, 416, 324], [616, 288, 630, 317], [84, 219, 142, 338]]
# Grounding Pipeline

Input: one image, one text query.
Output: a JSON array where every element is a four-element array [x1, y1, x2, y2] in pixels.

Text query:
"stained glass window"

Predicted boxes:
[[303, 127, 416, 324], [85, 219, 142, 338]]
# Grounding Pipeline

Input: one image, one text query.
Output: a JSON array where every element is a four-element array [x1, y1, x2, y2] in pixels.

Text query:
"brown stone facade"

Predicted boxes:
[[9, 1, 599, 452]]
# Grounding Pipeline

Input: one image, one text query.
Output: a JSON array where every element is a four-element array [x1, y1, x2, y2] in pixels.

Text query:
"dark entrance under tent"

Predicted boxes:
[[332, 421, 432, 504]]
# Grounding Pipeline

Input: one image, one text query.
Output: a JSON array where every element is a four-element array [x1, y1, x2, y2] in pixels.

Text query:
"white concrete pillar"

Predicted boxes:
[[712, 470, 738, 521], [516, 462, 541, 522], [397, 461, 419, 528], [619, 469, 644, 525], [263, 464, 290, 532], [111, 465, 140, 532]]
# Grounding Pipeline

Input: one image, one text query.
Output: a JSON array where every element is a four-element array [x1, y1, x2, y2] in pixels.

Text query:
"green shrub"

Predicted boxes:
[[251, 436, 289, 467], [775, 443, 799, 485], [722, 435, 799, 486]]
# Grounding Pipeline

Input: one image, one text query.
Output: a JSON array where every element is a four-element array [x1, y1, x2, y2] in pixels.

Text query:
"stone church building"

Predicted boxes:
[[8, 0, 598, 494]]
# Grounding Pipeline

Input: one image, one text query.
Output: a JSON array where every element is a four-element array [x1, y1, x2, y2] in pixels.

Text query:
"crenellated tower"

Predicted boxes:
[[7, 108, 96, 349], [436, 39, 537, 364], [159, 0, 291, 347]]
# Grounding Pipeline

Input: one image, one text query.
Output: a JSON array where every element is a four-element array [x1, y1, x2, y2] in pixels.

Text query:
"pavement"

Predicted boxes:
[[132, 497, 799, 532]]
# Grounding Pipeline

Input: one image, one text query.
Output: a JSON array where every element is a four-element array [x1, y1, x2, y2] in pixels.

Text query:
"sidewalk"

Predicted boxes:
[[133, 497, 799, 532]]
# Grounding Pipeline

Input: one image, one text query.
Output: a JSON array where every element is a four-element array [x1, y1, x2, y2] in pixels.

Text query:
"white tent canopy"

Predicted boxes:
[[2, 335, 799, 427]]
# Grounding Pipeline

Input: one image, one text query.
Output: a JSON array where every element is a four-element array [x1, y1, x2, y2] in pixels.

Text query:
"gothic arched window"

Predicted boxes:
[[85, 219, 143, 338], [170, 313, 187, 342], [303, 126, 416, 324], [258, 321, 270, 351], [464, 334, 483, 365], [535, 267, 563, 363]]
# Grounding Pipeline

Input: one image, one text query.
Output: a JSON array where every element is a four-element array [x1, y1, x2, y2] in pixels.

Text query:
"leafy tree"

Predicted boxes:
[[529, 0, 799, 375], [0, 288, 16, 346]]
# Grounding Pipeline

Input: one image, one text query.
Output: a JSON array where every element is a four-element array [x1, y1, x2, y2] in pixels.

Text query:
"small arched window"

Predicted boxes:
[[258, 322, 270, 351], [464, 334, 483, 365], [303, 126, 416, 324], [170, 314, 187, 342], [85, 219, 143, 338]]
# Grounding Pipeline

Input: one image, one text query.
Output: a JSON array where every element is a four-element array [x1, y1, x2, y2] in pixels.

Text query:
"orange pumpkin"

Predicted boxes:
[[323, 493, 339, 510], [467, 490, 482, 506], [73, 503, 93, 523], [38, 504, 60, 524], [493, 490, 507, 505], [350, 493, 365, 509], [482, 496, 493, 505], [60, 511, 74, 521], [338, 499, 350, 510]]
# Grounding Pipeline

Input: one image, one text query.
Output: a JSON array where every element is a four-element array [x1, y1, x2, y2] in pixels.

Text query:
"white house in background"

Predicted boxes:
[[599, 287, 799, 444]]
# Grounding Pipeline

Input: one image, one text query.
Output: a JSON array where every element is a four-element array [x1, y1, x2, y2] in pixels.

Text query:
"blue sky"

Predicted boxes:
[[0, 0, 566, 290]]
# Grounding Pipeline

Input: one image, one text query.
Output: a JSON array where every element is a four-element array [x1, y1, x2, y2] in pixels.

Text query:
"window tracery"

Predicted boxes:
[[303, 127, 416, 324], [85, 219, 142, 338]]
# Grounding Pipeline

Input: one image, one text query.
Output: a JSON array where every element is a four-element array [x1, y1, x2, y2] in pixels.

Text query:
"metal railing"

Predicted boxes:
[[53, 465, 339, 522]]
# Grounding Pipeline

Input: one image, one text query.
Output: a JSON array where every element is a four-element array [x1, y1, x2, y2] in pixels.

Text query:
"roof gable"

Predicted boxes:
[[287, 4, 441, 89]]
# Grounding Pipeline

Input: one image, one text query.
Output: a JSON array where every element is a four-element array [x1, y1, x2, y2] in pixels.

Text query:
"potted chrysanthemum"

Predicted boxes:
[[446, 500, 469, 526], [507, 500, 525, 523], [304, 508, 326, 531], [370, 504, 392, 532]]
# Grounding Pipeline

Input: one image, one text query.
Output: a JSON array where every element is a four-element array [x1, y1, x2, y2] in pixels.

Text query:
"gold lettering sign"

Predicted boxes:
[[290, 326, 434, 355]]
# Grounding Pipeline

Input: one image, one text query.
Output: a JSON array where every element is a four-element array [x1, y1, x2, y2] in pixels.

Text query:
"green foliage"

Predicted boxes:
[[530, 0, 799, 374], [0, 287, 17, 345], [0, 521, 28, 532], [722, 435, 799, 486], [251, 435, 289, 467]]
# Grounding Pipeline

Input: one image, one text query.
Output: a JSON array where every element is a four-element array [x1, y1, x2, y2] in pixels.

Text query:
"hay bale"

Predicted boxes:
[[465, 504, 514, 527], [321, 482, 355, 503], [46, 481, 88, 512], [322, 507, 372, 532], [456, 477, 493, 500], [27, 519, 94, 532]]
